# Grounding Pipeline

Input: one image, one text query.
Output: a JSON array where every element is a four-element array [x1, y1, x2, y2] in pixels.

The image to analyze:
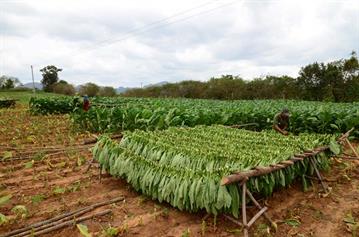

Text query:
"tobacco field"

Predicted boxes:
[[1, 94, 359, 237], [29, 97, 359, 137]]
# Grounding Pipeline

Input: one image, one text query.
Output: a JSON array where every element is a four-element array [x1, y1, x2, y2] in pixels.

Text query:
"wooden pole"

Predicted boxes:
[[221, 146, 329, 186], [345, 138, 359, 159], [309, 158, 327, 193], [2, 197, 124, 237], [246, 189, 275, 227], [22, 209, 111, 237], [31, 65, 35, 94], [242, 182, 248, 237]]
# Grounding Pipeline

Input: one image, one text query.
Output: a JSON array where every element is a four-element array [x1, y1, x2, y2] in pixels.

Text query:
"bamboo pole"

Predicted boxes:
[[11, 207, 95, 237], [1, 196, 124, 237], [22, 209, 111, 237]]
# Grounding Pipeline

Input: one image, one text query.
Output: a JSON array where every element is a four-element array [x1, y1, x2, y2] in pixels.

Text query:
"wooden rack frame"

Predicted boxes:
[[221, 128, 355, 237]]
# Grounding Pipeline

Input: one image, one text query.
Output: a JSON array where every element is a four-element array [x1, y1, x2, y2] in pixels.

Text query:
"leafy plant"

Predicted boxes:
[[53, 186, 66, 195], [344, 212, 358, 236], [24, 160, 34, 169], [101, 226, 119, 237], [2, 151, 12, 161], [77, 156, 87, 166], [11, 205, 29, 219], [284, 219, 301, 227], [0, 194, 12, 206], [181, 228, 190, 237], [77, 223, 92, 237], [31, 194, 45, 205], [0, 213, 8, 225], [30, 97, 359, 137]]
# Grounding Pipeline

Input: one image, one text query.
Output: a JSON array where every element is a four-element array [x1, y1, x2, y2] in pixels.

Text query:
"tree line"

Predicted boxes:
[[123, 52, 359, 102], [39, 65, 117, 97], [0, 66, 117, 97]]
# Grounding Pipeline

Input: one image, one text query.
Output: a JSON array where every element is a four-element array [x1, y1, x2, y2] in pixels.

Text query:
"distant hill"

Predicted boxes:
[[19, 82, 43, 90], [116, 86, 133, 93], [144, 81, 169, 88], [17, 81, 169, 93], [117, 81, 169, 94]]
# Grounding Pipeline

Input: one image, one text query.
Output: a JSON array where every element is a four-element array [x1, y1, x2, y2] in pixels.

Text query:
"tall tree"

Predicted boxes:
[[0, 75, 21, 89], [40, 65, 62, 92]]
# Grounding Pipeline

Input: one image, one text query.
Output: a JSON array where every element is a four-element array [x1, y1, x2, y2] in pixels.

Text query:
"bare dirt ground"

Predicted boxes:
[[0, 107, 358, 237]]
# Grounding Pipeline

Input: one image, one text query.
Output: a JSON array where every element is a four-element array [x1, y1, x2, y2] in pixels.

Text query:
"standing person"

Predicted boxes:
[[273, 108, 290, 135], [83, 95, 90, 111]]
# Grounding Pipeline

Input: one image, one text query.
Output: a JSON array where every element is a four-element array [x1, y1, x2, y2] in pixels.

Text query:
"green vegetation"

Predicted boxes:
[[123, 52, 359, 102], [0, 98, 16, 108], [0, 75, 21, 89], [40, 65, 63, 92], [93, 125, 334, 217], [29, 96, 81, 115], [69, 98, 359, 137]]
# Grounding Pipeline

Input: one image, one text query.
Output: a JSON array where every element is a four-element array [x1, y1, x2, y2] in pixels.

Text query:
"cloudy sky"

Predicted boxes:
[[0, 0, 358, 87]]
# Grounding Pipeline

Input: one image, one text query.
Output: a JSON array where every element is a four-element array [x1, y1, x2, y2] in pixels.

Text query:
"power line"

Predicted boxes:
[[82, 0, 240, 53], [82, 0, 220, 50]]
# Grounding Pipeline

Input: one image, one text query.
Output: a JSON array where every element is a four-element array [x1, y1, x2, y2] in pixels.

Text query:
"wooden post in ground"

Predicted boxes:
[[241, 182, 248, 237]]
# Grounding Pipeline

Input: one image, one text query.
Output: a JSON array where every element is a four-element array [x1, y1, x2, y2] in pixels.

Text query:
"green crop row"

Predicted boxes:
[[29, 97, 82, 115], [93, 125, 336, 217], [0, 98, 16, 108], [28, 96, 359, 137], [70, 98, 359, 137]]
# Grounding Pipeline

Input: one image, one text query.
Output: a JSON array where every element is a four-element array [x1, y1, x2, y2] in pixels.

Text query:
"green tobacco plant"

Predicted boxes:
[[29, 96, 359, 137], [93, 125, 336, 217]]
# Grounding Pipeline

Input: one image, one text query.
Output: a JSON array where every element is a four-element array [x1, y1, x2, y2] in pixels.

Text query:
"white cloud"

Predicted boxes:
[[0, 0, 358, 88]]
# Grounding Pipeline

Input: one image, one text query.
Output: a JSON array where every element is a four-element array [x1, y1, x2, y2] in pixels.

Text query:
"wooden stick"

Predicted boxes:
[[345, 138, 359, 159], [241, 182, 248, 237], [338, 128, 354, 142], [1, 196, 124, 237], [22, 209, 111, 237], [309, 158, 327, 193], [338, 155, 359, 160], [83, 134, 122, 145], [5, 145, 92, 154], [221, 146, 329, 186], [223, 214, 243, 226], [11, 207, 94, 237], [247, 207, 268, 228], [246, 189, 275, 228], [1, 207, 90, 237]]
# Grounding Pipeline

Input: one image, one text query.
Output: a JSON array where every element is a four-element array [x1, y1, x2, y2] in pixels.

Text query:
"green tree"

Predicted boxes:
[[98, 86, 117, 97], [53, 80, 75, 95], [40, 65, 62, 92], [0, 75, 21, 89], [79, 83, 100, 97]]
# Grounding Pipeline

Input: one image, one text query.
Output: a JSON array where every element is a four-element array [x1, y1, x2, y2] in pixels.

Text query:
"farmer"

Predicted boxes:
[[273, 108, 290, 135], [83, 95, 90, 111]]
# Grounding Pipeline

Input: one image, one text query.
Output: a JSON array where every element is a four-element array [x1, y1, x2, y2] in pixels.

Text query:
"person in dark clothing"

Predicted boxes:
[[273, 108, 290, 135], [83, 95, 90, 111]]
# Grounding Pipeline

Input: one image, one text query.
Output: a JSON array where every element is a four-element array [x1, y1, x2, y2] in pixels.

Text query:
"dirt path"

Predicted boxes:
[[1, 108, 358, 237]]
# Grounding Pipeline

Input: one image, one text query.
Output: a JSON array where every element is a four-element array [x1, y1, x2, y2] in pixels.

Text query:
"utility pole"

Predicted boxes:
[[31, 65, 35, 94]]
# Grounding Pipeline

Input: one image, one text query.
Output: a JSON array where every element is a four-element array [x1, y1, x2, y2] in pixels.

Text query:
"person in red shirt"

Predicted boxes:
[[83, 95, 90, 111]]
